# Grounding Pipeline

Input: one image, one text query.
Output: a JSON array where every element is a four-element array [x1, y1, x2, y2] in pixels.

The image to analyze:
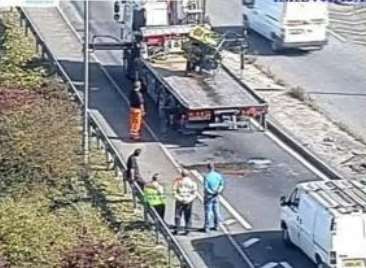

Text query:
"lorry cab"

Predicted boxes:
[[280, 180, 366, 268], [243, 0, 329, 51]]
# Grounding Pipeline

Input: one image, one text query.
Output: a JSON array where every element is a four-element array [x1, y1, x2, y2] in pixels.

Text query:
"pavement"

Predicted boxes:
[[247, 31, 366, 143], [23, 3, 326, 267]]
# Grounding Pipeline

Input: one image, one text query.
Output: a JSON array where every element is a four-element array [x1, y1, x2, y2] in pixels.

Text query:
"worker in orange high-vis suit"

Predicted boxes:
[[129, 80, 145, 140]]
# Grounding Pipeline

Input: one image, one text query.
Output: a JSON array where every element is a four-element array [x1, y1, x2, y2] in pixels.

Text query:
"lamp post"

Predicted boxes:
[[83, 0, 90, 166]]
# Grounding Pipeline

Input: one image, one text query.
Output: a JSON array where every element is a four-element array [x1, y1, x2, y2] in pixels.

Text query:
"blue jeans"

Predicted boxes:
[[204, 194, 220, 229]]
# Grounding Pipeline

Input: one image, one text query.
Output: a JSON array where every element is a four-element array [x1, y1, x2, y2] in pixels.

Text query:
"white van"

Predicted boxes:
[[280, 180, 366, 268], [242, 0, 329, 51]]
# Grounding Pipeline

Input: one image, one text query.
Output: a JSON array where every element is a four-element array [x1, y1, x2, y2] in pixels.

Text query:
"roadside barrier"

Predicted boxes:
[[17, 7, 195, 268]]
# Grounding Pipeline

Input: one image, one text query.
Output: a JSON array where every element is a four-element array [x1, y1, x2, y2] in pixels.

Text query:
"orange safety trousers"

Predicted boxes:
[[129, 108, 143, 140]]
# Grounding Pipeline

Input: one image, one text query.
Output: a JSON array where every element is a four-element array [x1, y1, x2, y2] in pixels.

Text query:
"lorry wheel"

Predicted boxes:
[[282, 226, 293, 247]]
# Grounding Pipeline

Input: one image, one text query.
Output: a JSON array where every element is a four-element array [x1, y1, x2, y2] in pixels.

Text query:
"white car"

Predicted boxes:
[[280, 180, 366, 268]]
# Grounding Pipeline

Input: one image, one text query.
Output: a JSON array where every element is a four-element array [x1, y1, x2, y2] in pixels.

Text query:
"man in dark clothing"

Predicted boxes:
[[126, 148, 144, 189], [129, 81, 145, 140]]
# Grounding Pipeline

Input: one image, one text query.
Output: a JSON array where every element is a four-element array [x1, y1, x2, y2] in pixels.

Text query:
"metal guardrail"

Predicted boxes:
[[17, 7, 195, 268]]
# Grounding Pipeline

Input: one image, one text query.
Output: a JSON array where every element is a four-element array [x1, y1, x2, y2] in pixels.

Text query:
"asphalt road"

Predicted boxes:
[[60, 2, 322, 267], [247, 31, 366, 142]]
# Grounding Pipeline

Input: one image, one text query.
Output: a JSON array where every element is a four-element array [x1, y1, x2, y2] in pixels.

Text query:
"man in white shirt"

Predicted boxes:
[[172, 169, 198, 235]]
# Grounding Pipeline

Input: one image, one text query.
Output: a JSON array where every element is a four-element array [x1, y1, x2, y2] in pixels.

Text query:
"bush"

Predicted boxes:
[[0, 12, 46, 89], [61, 238, 145, 268], [0, 190, 120, 267], [0, 87, 81, 196]]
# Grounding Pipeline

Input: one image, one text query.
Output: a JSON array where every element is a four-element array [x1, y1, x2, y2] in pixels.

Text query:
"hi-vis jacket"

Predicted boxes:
[[144, 183, 165, 207]]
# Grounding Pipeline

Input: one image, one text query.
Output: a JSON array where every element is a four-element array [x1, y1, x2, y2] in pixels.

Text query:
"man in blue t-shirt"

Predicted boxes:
[[202, 162, 224, 232]]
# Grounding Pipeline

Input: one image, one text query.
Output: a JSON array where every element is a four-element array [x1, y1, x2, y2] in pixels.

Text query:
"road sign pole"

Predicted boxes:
[[83, 0, 90, 166]]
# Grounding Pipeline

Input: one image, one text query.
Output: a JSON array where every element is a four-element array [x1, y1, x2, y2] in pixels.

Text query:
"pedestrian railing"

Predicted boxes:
[[17, 7, 195, 268]]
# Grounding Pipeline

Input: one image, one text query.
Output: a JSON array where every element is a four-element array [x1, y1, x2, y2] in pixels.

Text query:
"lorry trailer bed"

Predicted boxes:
[[145, 55, 264, 110]]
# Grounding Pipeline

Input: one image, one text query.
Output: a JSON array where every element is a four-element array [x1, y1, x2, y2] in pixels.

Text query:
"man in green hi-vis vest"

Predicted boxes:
[[144, 173, 166, 220]]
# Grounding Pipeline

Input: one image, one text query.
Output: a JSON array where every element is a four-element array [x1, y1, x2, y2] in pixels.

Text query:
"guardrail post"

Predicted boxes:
[[143, 205, 148, 223], [114, 161, 121, 178], [19, 12, 23, 27], [87, 120, 92, 148], [24, 21, 29, 37], [132, 185, 137, 209], [122, 176, 128, 194], [168, 240, 172, 267], [95, 130, 103, 150], [155, 220, 159, 244], [105, 150, 113, 169], [35, 39, 40, 54], [41, 45, 46, 61]]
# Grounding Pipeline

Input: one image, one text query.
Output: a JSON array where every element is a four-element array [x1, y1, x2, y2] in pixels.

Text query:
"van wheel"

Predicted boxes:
[[282, 227, 293, 247]]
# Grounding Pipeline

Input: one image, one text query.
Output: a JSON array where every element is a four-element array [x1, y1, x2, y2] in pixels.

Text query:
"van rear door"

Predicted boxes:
[[283, 2, 328, 44], [334, 215, 366, 265]]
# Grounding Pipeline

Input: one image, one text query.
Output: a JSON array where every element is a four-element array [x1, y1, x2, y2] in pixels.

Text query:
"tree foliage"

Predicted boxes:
[[0, 86, 82, 196], [61, 238, 145, 268], [0, 189, 123, 267]]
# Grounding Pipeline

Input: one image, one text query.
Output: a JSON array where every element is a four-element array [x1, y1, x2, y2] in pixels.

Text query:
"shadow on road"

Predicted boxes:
[[246, 31, 311, 57], [191, 230, 316, 268]]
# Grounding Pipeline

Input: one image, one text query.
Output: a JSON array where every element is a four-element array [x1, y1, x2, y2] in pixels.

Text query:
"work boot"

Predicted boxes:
[[210, 226, 218, 231], [199, 227, 209, 233]]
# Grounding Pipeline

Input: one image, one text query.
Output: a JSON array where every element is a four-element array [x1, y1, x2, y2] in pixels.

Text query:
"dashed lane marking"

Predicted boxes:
[[242, 238, 260, 248], [260, 262, 279, 268], [223, 218, 237, 226], [280, 262, 293, 268]]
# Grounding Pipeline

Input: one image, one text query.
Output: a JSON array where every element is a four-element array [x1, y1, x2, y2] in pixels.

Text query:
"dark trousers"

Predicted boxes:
[[174, 201, 192, 231], [153, 204, 166, 220]]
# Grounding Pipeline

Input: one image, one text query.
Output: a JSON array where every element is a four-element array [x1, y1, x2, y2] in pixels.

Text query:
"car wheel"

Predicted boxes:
[[282, 227, 293, 247]]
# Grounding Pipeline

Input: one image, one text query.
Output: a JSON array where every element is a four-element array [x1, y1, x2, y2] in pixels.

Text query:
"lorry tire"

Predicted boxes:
[[281, 225, 293, 247]]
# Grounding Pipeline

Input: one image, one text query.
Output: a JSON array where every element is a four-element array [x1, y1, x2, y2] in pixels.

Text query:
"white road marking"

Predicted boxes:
[[191, 170, 253, 230], [223, 218, 237, 226], [187, 188, 257, 268], [242, 238, 260, 248], [280, 262, 293, 268], [220, 223, 256, 268], [260, 262, 279, 268]]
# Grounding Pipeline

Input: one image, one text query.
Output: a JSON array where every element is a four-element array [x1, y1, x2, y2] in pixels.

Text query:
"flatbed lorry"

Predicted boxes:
[[121, 1, 268, 132]]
